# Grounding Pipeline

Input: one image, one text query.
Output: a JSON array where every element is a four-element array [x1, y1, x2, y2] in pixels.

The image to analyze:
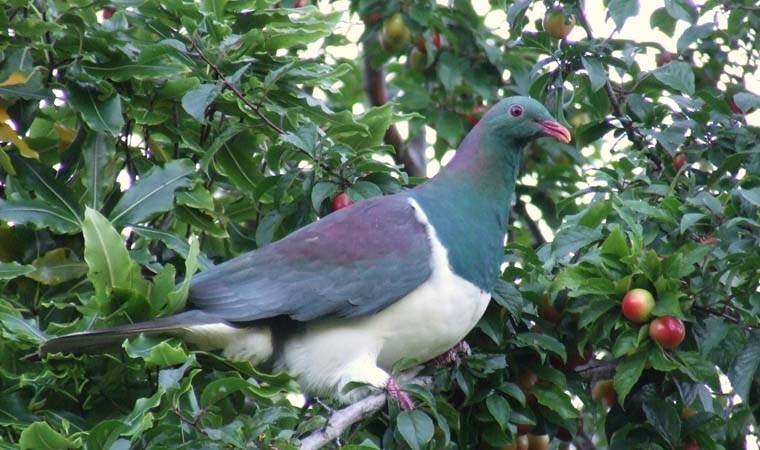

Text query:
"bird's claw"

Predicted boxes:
[[429, 340, 471, 366], [386, 377, 414, 411]]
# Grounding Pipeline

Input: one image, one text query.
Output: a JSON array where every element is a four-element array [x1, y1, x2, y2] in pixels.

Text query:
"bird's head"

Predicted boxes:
[[480, 96, 571, 145]]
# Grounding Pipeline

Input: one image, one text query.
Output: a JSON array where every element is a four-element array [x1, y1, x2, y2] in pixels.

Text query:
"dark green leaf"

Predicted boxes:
[[396, 410, 434, 450], [82, 131, 120, 210], [653, 61, 695, 95], [551, 226, 602, 258], [642, 397, 681, 445], [123, 335, 188, 367], [311, 181, 338, 211], [0, 262, 35, 280], [27, 248, 88, 285], [181, 83, 222, 123], [614, 352, 647, 403], [486, 395, 511, 430], [728, 331, 760, 403], [109, 159, 195, 227], [68, 86, 125, 136], [606, 0, 640, 30], [19, 422, 78, 450], [532, 385, 579, 419], [581, 56, 608, 92], [0, 199, 81, 234]]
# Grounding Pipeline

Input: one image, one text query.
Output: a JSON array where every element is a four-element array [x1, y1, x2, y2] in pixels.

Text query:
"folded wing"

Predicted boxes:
[[188, 194, 433, 322]]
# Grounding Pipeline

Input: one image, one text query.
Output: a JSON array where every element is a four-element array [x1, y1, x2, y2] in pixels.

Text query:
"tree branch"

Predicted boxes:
[[575, 1, 659, 167], [363, 49, 427, 177], [513, 200, 546, 246], [299, 375, 431, 450]]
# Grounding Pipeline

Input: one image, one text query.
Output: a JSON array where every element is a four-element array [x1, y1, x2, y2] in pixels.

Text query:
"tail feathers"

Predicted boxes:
[[39, 310, 228, 357]]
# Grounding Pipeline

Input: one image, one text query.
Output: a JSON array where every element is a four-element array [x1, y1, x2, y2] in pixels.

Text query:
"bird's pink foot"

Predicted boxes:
[[386, 377, 414, 411], [429, 340, 471, 366]]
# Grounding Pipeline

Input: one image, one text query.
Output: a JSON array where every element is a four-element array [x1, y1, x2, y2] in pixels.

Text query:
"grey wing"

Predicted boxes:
[[187, 194, 433, 322]]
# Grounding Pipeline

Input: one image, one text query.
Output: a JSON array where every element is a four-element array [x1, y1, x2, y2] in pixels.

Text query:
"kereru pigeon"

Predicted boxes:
[[39, 97, 570, 410]]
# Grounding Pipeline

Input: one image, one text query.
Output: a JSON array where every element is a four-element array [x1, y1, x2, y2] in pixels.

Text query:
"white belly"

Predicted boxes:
[[276, 198, 492, 399]]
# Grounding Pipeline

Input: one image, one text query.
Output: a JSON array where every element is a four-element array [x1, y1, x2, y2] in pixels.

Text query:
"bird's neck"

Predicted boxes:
[[411, 124, 523, 292]]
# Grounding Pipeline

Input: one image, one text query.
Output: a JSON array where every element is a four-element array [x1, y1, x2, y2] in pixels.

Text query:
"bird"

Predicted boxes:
[[39, 96, 571, 410]]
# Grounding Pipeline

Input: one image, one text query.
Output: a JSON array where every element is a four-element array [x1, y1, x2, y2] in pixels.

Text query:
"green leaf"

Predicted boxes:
[[83, 207, 146, 301], [653, 62, 695, 95], [396, 410, 434, 450], [0, 261, 35, 279], [664, 0, 697, 23], [214, 135, 263, 195], [281, 122, 320, 157], [739, 187, 760, 207], [650, 7, 676, 36], [0, 312, 47, 343], [581, 56, 608, 92], [311, 181, 338, 211], [612, 328, 640, 357], [256, 210, 285, 246], [642, 397, 681, 445], [26, 248, 88, 285], [68, 86, 125, 137], [81, 131, 120, 210], [123, 335, 188, 367], [85, 420, 129, 450], [130, 225, 213, 271], [578, 199, 612, 228], [551, 226, 603, 258], [200, 377, 257, 408], [436, 53, 463, 93], [181, 83, 221, 122], [733, 92, 760, 114], [614, 351, 647, 403], [164, 236, 199, 314], [11, 155, 82, 226], [600, 225, 629, 258], [349, 104, 393, 148], [109, 159, 195, 228], [728, 331, 760, 403], [491, 278, 523, 318], [0, 199, 81, 234], [348, 181, 383, 200], [514, 332, 567, 362], [680, 212, 705, 234], [606, 0, 640, 30], [486, 395, 511, 430], [19, 422, 79, 450], [532, 385, 579, 419], [652, 278, 685, 318], [176, 184, 215, 211]]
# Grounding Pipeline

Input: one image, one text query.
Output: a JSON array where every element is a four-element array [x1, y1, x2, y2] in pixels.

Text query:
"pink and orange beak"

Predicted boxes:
[[536, 119, 572, 143]]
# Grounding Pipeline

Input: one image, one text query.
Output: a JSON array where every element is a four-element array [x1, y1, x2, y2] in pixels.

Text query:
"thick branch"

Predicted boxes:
[[363, 51, 427, 177], [299, 375, 431, 450], [299, 393, 386, 450]]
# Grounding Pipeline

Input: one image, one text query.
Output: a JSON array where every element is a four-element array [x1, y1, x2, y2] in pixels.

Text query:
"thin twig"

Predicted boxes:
[[189, 40, 284, 135], [692, 304, 760, 330], [513, 200, 546, 246], [575, 1, 659, 168], [188, 39, 348, 184], [575, 428, 599, 450]]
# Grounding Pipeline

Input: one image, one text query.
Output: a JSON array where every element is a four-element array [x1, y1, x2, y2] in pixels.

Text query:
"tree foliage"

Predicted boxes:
[[0, 0, 759, 449]]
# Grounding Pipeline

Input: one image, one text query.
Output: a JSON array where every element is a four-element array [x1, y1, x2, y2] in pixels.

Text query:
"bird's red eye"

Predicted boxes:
[[509, 105, 523, 117]]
